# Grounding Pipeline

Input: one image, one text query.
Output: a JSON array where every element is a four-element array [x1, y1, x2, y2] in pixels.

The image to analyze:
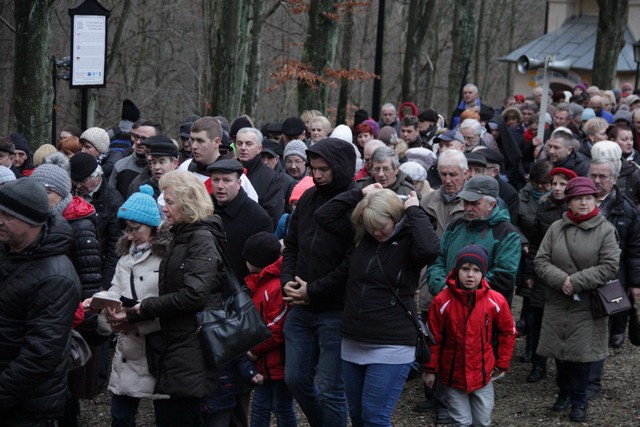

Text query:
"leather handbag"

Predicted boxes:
[[196, 254, 271, 367], [376, 256, 434, 364], [591, 279, 631, 319]]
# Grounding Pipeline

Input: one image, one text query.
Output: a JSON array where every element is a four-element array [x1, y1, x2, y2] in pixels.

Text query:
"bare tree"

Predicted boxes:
[[446, 0, 476, 117], [12, 0, 55, 146], [336, 4, 354, 125], [592, 0, 629, 89], [401, 0, 435, 103]]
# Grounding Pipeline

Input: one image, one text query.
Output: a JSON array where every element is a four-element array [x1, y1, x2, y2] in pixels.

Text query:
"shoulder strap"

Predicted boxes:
[[375, 255, 425, 336]]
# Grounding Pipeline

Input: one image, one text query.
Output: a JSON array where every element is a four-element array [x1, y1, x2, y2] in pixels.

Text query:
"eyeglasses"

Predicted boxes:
[[589, 173, 612, 181], [125, 224, 143, 234], [371, 166, 394, 174], [131, 133, 147, 142]]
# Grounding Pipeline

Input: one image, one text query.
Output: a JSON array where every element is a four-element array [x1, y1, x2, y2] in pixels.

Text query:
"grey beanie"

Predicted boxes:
[[0, 177, 49, 226], [0, 166, 16, 185], [80, 127, 110, 154], [31, 163, 72, 197], [283, 140, 308, 161], [614, 109, 633, 126]]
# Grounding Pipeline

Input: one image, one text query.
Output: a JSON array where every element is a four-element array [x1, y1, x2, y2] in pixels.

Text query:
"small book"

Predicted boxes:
[[90, 291, 123, 311]]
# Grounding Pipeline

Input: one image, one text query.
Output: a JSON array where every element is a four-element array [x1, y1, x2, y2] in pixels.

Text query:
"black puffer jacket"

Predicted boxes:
[[0, 214, 81, 422], [91, 178, 124, 289], [524, 196, 565, 307], [63, 196, 102, 299], [616, 158, 640, 209], [598, 186, 640, 290], [281, 138, 357, 312], [315, 189, 440, 345], [128, 216, 225, 398]]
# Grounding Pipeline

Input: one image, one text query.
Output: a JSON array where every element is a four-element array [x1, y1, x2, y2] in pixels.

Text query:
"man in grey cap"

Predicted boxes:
[[0, 178, 81, 425], [427, 175, 521, 305]]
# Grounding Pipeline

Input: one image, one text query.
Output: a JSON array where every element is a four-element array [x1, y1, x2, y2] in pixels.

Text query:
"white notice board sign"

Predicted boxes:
[[71, 15, 107, 87]]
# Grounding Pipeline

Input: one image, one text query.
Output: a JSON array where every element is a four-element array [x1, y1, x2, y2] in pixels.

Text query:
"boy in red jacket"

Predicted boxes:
[[243, 232, 297, 426], [423, 245, 516, 426]]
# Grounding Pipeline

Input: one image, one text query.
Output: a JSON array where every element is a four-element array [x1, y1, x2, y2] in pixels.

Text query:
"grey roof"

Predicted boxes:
[[498, 15, 637, 72]]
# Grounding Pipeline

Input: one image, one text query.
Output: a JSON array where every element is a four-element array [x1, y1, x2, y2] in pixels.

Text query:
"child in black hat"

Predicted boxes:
[[423, 244, 516, 427], [242, 232, 296, 426]]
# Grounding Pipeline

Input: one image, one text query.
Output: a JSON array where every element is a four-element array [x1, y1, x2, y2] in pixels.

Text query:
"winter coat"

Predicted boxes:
[[243, 155, 285, 229], [534, 213, 620, 362], [282, 138, 357, 312], [0, 214, 81, 422], [109, 153, 147, 199], [90, 178, 124, 289], [128, 216, 226, 398], [598, 187, 640, 290], [108, 232, 169, 399], [497, 177, 519, 225], [424, 273, 516, 393], [524, 197, 565, 308], [420, 187, 465, 236], [517, 183, 540, 242], [552, 151, 589, 177], [245, 258, 288, 380], [616, 158, 640, 209], [99, 149, 124, 182], [360, 169, 416, 197], [213, 188, 273, 279], [61, 196, 103, 299], [427, 204, 521, 304], [316, 189, 440, 346]]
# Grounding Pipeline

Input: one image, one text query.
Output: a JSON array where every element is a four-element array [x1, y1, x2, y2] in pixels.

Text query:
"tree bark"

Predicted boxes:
[[446, 0, 476, 118], [297, 0, 340, 113], [12, 0, 54, 147], [473, 0, 485, 85], [401, 0, 435, 103], [336, 5, 354, 125], [592, 0, 629, 89]]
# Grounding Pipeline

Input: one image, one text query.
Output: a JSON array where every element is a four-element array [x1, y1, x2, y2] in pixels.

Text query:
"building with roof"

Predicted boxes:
[[499, 0, 640, 93]]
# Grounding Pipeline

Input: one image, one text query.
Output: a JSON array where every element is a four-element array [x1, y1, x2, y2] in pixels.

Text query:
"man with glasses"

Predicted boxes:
[[71, 152, 123, 289], [109, 120, 162, 198], [459, 119, 486, 152], [355, 139, 385, 181], [361, 146, 415, 196]]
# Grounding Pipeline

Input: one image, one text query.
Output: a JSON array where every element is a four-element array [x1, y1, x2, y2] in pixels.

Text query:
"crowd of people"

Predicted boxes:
[[0, 79, 639, 427]]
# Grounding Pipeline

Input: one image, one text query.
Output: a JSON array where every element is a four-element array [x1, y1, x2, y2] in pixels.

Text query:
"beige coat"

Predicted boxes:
[[534, 213, 620, 362], [107, 240, 165, 399]]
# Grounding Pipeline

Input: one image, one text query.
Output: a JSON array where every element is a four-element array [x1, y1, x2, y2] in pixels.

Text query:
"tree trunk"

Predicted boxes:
[[592, 0, 629, 89], [446, 0, 476, 118], [336, 6, 354, 125], [297, 0, 340, 113], [207, 0, 248, 118], [12, 0, 54, 147], [401, 0, 435, 103], [473, 0, 485, 85], [505, 0, 516, 98], [242, 0, 263, 118]]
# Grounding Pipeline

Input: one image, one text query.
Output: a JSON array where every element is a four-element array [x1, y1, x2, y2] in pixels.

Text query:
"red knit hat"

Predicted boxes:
[[549, 167, 577, 181]]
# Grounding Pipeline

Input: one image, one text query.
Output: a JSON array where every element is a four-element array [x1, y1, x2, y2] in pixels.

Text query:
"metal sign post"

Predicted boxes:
[[68, 0, 110, 129]]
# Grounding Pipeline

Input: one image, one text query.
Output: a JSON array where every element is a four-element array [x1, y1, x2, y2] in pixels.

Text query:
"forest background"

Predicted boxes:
[[0, 0, 562, 145]]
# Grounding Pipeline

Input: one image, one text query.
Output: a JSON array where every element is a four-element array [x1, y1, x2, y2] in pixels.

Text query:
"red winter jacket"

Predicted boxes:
[[424, 272, 516, 393], [245, 257, 288, 380]]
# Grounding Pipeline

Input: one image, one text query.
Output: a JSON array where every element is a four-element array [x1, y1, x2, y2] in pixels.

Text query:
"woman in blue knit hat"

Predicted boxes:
[[86, 184, 170, 426]]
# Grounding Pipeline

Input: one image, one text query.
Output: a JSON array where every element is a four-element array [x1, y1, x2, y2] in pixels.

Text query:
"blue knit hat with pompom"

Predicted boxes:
[[117, 184, 160, 227]]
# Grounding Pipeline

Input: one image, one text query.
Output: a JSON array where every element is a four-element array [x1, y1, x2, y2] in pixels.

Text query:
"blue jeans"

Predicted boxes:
[[284, 307, 347, 427], [342, 360, 412, 427], [111, 394, 165, 427], [250, 380, 297, 427]]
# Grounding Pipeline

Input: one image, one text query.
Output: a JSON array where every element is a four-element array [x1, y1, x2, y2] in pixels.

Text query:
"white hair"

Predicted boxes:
[[460, 119, 483, 136], [438, 149, 468, 171]]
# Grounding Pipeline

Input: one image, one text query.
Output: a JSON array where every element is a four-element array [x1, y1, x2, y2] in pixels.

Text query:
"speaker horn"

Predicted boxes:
[[517, 55, 571, 77]]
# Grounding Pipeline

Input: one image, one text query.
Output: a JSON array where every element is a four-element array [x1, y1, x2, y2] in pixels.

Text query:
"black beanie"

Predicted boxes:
[[121, 99, 140, 122], [353, 109, 369, 129], [454, 245, 489, 277], [70, 152, 98, 181], [242, 232, 281, 269], [230, 117, 253, 139]]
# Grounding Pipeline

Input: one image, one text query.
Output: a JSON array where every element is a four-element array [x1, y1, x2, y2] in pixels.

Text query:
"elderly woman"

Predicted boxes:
[[534, 177, 620, 423], [593, 136, 640, 208], [582, 117, 608, 148], [309, 116, 332, 145], [314, 185, 440, 427], [124, 170, 225, 426]]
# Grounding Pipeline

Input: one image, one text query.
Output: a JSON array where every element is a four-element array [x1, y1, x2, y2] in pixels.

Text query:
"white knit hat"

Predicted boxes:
[[80, 127, 110, 154], [0, 166, 16, 185]]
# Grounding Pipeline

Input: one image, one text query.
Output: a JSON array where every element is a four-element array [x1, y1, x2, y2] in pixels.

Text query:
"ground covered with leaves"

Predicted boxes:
[[80, 301, 640, 426]]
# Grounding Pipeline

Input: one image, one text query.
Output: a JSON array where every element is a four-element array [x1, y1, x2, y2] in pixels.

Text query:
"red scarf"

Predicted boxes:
[[566, 206, 599, 224]]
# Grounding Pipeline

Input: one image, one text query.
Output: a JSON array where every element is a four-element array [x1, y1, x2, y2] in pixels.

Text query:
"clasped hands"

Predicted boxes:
[[283, 276, 310, 305]]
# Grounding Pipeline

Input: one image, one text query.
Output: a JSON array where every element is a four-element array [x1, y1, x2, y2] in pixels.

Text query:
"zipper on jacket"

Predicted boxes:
[[481, 314, 488, 385]]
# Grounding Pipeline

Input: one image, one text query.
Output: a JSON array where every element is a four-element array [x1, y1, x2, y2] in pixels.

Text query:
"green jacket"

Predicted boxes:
[[427, 204, 521, 304], [534, 213, 620, 362]]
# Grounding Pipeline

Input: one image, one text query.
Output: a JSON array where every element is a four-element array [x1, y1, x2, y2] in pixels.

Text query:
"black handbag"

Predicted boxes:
[[196, 253, 271, 367], [376, 256, 434, 364], [591, 279, 631, 319]]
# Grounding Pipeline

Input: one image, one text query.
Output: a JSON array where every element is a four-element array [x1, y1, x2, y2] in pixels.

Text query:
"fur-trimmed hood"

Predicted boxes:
[[116, 222, 172, 258]]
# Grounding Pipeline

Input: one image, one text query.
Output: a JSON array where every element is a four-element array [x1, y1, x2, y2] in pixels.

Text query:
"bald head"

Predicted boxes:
[[363, 139, 387, 168]]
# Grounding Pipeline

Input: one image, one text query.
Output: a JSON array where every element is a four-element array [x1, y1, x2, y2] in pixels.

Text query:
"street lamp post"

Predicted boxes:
[[633, 40, 640, 89]]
